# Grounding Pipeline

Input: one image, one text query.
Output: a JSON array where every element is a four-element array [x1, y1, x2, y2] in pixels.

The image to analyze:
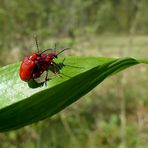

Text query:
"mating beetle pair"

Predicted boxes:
[[19, 37, 68, 86]]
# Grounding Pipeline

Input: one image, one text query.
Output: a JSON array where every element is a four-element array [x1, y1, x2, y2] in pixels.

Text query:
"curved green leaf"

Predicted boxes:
[[0, 57, 147, 132]]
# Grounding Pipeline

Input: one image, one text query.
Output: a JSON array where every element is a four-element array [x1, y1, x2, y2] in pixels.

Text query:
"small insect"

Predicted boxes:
[[19, 36, 69, 85]]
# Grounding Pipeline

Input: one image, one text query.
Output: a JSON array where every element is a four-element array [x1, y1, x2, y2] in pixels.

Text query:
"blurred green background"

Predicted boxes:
[[0, 0, 148, 147]]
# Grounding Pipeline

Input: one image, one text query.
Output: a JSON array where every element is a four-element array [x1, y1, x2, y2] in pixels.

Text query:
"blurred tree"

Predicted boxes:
[[0, 0, 148, 61]]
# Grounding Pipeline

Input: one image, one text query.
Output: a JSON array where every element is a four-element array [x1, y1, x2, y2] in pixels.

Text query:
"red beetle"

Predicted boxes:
[[19, 37, 69, 84]]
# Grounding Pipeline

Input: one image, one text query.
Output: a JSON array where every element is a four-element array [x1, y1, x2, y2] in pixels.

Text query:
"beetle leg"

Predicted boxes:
[[44, 70, 50, 86], [45, 70, 49, 81], [52, 61, 60, 74], [52, 62, 64, 78], [62, 58, 65, 63]]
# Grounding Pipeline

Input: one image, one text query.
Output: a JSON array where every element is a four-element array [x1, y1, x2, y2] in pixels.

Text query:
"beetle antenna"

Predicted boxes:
[[56, 48, 70, 56], [40, 48, 53, 54], [54, 43, 57, 52], [34, 35, 39, 53]]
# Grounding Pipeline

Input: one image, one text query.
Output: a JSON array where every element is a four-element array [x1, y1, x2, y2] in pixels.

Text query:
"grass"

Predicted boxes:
[[0, 35, 148, 148]]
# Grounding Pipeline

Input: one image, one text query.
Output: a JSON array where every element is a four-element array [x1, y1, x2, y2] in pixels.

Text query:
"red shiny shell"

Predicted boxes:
[[19, 57, 35, 81], [19, 51, 57, 82]]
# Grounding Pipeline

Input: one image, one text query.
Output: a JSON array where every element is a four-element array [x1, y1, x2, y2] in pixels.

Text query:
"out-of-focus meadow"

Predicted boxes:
[[0, 0, 148, 147]]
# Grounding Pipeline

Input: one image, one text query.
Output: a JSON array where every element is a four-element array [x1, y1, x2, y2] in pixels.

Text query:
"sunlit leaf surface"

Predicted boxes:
[[0, 57, 147, 132]]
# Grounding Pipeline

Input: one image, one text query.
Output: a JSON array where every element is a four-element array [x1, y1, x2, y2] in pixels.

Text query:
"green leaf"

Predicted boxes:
[[0, 57, 147, 132]]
